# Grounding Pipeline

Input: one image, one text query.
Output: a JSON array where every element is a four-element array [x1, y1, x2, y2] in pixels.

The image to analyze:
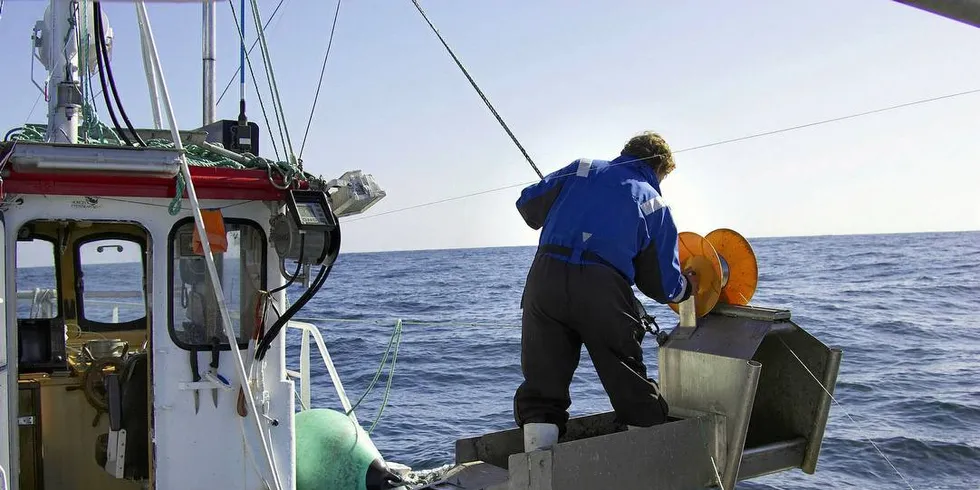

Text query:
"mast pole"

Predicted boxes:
[[47, 0, 82, 143], [202, 0, 216, 125], [137, 8, 162, 129]]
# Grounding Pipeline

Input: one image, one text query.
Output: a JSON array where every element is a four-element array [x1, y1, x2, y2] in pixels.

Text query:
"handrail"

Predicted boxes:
[[284, 321, 358, 426]]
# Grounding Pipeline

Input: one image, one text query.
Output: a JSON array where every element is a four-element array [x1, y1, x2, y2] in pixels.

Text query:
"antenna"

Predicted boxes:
[[235, 0, 251, 152]]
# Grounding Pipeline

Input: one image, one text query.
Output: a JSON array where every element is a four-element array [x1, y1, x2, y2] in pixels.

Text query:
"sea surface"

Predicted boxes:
[[14, 231, 980, 488], [294, 231, 980, 490]]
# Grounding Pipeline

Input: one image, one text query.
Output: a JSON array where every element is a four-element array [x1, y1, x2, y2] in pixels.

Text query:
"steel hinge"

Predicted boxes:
[[18, 416, 36, 426]]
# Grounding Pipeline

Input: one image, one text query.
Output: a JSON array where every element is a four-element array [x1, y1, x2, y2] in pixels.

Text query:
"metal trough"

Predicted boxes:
[[436, 304, 841, 490]]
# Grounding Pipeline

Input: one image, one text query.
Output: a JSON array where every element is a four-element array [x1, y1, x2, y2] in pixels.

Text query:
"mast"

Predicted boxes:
[[137, 8, 163, 129], [46, 0, 82, 143], [202, 0, 216, 125]]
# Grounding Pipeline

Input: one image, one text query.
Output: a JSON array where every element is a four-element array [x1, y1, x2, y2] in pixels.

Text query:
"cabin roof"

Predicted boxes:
[[1, 165, 304, 202], [0, 137, 314, 202]]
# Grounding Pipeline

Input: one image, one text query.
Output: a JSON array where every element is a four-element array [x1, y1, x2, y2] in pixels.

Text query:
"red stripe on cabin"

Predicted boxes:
[[1, 166, 303, 201]]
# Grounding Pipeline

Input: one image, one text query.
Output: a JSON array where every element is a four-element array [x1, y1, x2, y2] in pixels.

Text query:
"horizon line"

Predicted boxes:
[[340, 228, 979, 256]]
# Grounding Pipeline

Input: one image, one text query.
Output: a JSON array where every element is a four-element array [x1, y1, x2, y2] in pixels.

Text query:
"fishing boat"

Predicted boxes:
[[0, 1, 973, 489]]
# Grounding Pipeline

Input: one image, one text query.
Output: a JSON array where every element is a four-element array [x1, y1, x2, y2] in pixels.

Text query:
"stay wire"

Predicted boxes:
[[409, 0, 543, 180], [298, 0, 343, 160], [247, 0, 296, 163], [231, 0, 289, 161], [226, 0, 283, 160], [343, 86, 980, 224], [217, 0, 289, 105], [779, 337, 916, 490], [676, 87, 980, 154]]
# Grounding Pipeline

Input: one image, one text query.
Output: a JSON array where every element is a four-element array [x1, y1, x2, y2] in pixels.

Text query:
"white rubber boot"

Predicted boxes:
[[523, 423, 559, 452]]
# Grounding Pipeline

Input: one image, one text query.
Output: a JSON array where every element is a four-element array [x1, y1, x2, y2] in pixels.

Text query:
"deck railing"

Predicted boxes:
[[284, 321, 358, 424]]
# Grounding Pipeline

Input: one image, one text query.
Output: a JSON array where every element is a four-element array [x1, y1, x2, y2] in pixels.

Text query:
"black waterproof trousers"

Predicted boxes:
[[513, 253, 669, 436]]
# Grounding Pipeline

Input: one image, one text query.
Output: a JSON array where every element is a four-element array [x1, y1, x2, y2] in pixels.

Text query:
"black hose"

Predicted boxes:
[[269, 234, 305, 296], [93, 2, 145, 146], [4, 127, 23, 141], [254, 263, 331, 360], [91, 5, 130, 147]]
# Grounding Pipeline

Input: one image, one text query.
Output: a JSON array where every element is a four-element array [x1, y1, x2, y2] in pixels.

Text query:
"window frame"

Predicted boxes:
[[167, 217, 267, 351], [15, 234, 62, 321], [73, 232, 148, 332]]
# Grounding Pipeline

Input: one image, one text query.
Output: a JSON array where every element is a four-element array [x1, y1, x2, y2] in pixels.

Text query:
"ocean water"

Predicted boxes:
[[294, 231, 980, 490], [14, 231, 980, 488]]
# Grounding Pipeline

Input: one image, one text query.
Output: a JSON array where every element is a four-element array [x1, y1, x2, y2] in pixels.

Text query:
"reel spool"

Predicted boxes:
[[669, 228, 758, 318]]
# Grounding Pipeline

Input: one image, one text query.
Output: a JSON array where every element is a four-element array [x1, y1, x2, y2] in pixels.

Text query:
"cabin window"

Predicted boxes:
[[169, 218, 266, 349], [76, 236, 147, 331], [16, 238, 59, 319]]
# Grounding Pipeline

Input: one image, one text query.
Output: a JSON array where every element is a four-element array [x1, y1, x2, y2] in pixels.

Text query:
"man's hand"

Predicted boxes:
[[683, 268, 699, 292]]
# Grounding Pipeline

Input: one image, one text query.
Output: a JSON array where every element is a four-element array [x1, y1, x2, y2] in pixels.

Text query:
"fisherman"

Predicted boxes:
[[513, 131, 697, 452]]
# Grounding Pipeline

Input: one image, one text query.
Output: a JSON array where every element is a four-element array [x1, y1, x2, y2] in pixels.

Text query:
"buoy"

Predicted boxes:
[[295, 409, 402, 490], [669, 228, 758, 318]]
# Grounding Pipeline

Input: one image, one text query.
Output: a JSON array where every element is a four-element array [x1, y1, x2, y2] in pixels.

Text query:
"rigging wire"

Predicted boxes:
[[409, 0, 543, 179], [246, 0, 296, 163], [779, 338, 916, 490], [217, 0, 290, 105], [229, 0, 290, 160], [24, 94, 42, 124], [298, 0, 343, 160], [343, 86, 980, 224], [226, 0, 283, 160], [244, 0, 291, 162]]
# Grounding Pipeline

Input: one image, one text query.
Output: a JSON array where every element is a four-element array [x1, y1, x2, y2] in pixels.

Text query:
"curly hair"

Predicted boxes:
[[621, 131, 675, 178]]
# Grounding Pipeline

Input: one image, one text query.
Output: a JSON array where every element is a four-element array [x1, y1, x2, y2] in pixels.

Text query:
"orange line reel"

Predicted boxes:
[[668, 228, 759, 318]]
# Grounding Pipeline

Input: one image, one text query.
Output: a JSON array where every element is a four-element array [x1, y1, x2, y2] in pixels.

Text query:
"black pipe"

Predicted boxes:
[[93, 2, 145, 146], [91, 3, 131, 147], [254, 263, 331, 361]]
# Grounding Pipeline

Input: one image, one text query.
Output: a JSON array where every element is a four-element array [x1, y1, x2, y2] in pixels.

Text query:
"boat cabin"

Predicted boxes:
[[0, 137, 386, 490]]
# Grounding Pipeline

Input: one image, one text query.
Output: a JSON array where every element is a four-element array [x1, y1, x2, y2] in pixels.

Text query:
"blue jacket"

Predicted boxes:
[[516, 155, 690, 304]]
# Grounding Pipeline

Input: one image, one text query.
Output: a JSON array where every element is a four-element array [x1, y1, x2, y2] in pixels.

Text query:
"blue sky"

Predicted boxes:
[[1, 0, 978, 254]]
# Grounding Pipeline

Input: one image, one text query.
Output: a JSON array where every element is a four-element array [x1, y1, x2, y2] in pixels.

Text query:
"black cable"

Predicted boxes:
[[255, 222, 341, 360], [91, 3, 131, 147], [409, 0, 543, 179], [254, 263, 331, 360], [4, 127, 23, 141], [298, 0, 343, 159], [93, 2, 145, 147], [268, 234, 305, 295]]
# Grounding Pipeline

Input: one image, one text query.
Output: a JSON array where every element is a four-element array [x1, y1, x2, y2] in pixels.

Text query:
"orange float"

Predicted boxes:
[[669, 228, 758, 318]]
